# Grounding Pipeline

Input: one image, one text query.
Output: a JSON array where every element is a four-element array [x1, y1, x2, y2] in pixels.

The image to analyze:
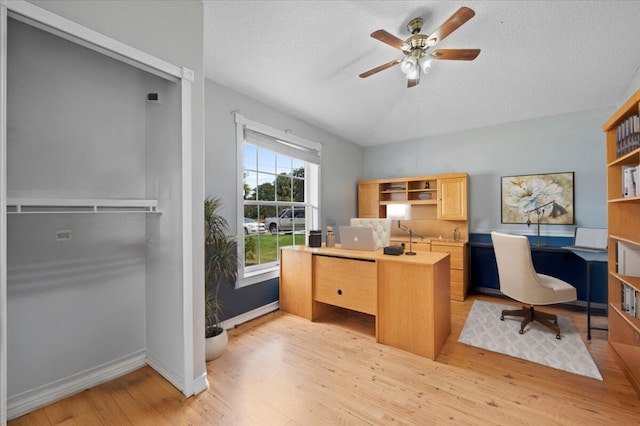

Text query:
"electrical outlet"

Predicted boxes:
[[56, 229, 71, 241]]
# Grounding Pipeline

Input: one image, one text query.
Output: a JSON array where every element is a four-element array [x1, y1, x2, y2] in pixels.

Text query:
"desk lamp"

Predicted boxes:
[[525, 200, 568, 246], [387, 204, 423, 255]]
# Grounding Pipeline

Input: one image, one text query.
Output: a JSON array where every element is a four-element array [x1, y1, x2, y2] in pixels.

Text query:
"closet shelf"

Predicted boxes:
[[7, 198, 160, 214]]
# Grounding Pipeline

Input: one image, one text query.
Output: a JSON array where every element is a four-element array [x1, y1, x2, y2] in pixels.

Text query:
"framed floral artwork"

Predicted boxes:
[[501, 172, 574, 224]]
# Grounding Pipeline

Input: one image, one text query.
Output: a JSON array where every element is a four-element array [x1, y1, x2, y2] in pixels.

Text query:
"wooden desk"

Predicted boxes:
[[280, 245, 451, 359]]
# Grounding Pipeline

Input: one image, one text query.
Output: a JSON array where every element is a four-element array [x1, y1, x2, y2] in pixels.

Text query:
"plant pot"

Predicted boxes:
[[205, 327, 228, 361]]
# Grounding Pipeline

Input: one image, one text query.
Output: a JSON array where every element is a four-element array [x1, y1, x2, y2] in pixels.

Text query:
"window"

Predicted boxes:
[[235, 113, 321, 287]]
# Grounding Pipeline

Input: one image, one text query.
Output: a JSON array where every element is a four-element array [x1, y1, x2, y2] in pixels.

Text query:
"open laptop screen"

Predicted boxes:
[[570, 227, 608, 252], [339, 226, 376, 251]]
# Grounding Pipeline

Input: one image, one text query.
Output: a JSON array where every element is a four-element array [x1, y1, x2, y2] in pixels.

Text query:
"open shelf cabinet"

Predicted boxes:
[[378, 178, 437, 205], [603, 88, 640, 394]]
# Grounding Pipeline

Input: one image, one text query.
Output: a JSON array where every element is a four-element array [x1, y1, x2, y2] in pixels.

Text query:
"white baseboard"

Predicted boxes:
[[221, 301, 280, 330], [145, 350, 185, 394], [192, 372, 209, 396], [7, 350, 146, 420]]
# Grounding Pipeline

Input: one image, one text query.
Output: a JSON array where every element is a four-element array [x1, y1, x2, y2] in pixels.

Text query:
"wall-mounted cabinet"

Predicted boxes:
[[438, 176, 467, 220], [603, 88, 640, 395], [359, 173, 467, 216]]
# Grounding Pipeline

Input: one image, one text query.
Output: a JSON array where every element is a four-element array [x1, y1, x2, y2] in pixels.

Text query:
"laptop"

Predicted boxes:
[[562, 227, 608, 252], [339, 226, 377, 251]]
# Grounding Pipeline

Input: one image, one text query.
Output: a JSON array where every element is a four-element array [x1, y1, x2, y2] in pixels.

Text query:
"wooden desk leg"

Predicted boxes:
[[279, 249, 313, 320], [377, 259, 450, 360]]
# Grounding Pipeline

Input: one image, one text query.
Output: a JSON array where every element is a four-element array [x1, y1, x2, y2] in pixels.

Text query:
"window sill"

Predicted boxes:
[[237, 266, 279, 288]]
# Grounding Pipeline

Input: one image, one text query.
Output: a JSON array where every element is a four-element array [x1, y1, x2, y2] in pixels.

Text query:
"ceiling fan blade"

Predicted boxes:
[[431, 49, 480, 61], [426, 6, 475, 47], [359, 58, 403, 78], [371, 29, 409, 51]]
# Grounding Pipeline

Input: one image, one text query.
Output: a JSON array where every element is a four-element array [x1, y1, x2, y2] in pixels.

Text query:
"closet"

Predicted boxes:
[[1, 2, 199, 421]]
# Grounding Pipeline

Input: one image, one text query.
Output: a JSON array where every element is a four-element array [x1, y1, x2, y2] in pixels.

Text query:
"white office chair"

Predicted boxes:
[[491, 231, 577, 339]]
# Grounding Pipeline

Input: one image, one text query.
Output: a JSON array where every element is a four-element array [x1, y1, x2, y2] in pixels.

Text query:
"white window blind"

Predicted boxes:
[[236, 113, 321, 165], [244, 130, 321, 165]]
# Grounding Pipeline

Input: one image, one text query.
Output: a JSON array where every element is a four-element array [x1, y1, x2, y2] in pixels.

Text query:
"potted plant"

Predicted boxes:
[[205, 196, 239, 361]]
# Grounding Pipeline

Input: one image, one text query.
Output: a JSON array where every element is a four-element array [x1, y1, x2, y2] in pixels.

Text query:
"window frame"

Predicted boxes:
[[234, 112, 321, 288]]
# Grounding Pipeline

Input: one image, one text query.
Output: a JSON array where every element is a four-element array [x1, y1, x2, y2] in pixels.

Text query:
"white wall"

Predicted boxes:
[[24, 0, 206, 397], [6, 17, 151, 397], [5, 13, 195, 413], [622, 65, 640, 104], [144, 67, 185, 387], [7, 19, 148, 199], [363, 107, 612, 236]]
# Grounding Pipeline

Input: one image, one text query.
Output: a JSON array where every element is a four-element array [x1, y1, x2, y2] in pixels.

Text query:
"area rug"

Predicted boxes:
[[458, 300, 602, 380]]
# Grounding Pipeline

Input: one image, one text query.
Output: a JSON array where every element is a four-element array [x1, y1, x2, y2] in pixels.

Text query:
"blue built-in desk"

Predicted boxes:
[[469, 233, 608, 306]]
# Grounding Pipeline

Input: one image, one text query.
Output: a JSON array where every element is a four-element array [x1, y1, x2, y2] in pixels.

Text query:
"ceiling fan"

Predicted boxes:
[[359, 6, 480, 88]]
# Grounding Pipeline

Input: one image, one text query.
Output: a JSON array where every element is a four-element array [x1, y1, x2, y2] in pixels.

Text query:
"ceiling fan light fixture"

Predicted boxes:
[[406, 67, 419, 80], [420, 56, 433, 73], [400, 56, 417, 75]]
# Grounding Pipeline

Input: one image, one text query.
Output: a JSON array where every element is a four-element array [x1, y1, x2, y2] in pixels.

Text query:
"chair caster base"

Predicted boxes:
[[501, 305, 562, 338]]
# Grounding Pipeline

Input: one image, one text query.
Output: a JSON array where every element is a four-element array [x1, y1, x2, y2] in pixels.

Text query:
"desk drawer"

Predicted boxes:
[[313, 255, 377, 315], [431, 245, 463, 269], [450, 269, 466, 301], [390, 239, 431, 252]]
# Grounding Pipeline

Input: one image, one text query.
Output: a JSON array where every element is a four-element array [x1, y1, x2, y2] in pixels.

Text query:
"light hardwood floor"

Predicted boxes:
[[9, 293, 640, 425]]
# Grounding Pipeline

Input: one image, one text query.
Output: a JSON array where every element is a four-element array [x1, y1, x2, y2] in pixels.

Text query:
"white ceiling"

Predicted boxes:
[[203, 1, 640, 147]]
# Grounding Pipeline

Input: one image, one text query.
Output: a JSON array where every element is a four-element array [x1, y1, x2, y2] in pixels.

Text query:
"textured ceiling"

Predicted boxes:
[[203, 1, 640, 147]]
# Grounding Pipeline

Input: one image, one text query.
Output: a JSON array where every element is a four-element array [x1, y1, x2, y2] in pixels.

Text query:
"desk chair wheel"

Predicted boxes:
[[556, 334, 561, 339], [500, 315, 504, 320], [519, 329, 524, 334]]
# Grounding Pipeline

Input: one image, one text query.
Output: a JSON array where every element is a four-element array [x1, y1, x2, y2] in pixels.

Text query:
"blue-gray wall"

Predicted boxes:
[[363, 107, 612, 236]]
